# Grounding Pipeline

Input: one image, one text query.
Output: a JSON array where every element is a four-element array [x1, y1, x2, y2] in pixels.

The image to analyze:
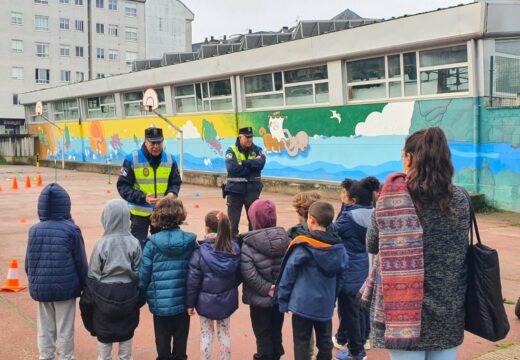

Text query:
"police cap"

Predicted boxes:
[[145, 127, 164, 142], [238, 127, 253, 137]]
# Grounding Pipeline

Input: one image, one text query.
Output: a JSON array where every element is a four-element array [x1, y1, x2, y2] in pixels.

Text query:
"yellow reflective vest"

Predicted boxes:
[[128, 149, 173, 217]]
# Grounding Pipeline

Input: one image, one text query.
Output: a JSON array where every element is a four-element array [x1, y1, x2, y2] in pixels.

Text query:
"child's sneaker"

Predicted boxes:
[[335, 350, 351, 360], [332, 335, 348, 350], [335, 350, 367, 360]]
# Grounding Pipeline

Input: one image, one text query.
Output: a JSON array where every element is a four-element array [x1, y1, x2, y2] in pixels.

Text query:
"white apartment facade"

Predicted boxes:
[[0, 0, 193, 134]]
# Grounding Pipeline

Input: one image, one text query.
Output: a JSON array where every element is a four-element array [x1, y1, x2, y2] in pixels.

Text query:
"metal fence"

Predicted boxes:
[[487, 55, 520, 107]]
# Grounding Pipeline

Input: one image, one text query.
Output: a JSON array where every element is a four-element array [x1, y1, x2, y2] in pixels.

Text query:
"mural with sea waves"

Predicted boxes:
[[28, 97, 520, 211]]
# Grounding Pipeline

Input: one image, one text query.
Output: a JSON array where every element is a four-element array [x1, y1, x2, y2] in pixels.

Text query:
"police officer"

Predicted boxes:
[[224, 126, 266, 238], [117, 127, 181, 246]]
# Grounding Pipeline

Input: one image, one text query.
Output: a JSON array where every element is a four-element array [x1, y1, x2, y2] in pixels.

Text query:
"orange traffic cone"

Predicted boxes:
[[25, 176, 31, 188], [0, 184, 2, 192], [0, 259, 27, 292], [11, 176, 18, 190], [37, 175, 43, 187]]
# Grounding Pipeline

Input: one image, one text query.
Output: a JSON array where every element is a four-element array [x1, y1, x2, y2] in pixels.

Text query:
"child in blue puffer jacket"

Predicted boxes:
[[186, 210, 241, 360], [333, 176, 380, 360], [139, 198, 196, 360]]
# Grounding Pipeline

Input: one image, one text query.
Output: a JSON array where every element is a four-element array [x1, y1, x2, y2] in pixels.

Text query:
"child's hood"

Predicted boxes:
[[101, 199, 132, 237], [199, 240, 240, 275], [303, 230, 347, 276], [37, 183, 71, 221], [150, 228, 196, 257]]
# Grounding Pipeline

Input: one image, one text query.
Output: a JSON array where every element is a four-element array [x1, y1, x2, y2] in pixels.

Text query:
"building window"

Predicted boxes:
[[13, 94, 19, 105], [108, 0, 117, 10], [75, 20, 84, 31], [87, 95, 116, 119], [125, 51, 137, 66], [11, 12, 23, 25], [59, 0, 70, 4], [76, 72, 84, 82], [11, 40, 23, 53], [35, 15, 49, 31], [60, 45, 70, 56], [12, 67, 24, 80], [124, 89, 165, 116], [35, 68, 50, 84], [60, 18, 70, 30], [60, 70, 71, 83], [75, 0, 83, 4], [125, 3, 137, 17], [35, 42, 50, 58], [53, 99, 79, 120], [96, 0, 104, 8], [125, 27, 137, 41], [96, 48, 105, 59], [108, 49, 118, 61], [108, 24, 118, 36], [174, 80, 232, 113], [419, 45, 468, 95], [345, 45, 468, 101], [76, 46, 84, 57], [97, 73, 105, 79], [34, 0, 48, 4], [244, 65, 328, 109], [96, 23, 104, 34]]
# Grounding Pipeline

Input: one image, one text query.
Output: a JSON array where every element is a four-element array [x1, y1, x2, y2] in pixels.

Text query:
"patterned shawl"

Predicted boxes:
[[360, 172, 424, 348]]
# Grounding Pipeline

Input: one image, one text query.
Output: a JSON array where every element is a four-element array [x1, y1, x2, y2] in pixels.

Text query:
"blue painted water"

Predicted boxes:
[[49, 136, 520, 182]]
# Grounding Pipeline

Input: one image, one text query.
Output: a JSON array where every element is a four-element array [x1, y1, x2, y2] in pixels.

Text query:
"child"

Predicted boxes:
[[139, 198, 197, 360], [186, 211, 241, 360], [241, 199, 290, 360], [79, 199, 142, 360], [287, 191, 321, 240], [334, 177, 380, 360], [25, 183, 88, 360], [277, 200, 347, 360]]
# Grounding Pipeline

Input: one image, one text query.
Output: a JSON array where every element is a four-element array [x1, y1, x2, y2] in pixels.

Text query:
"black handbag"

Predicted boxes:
[[464, 192, 510, 342]]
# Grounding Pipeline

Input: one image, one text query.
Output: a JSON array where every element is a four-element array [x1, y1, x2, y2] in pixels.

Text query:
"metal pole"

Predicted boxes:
[[39, 114, 65, 169], [489, 55, 494, 108], [107, 158, 112, 184], [152, 109, 184, 179], [61, 132, 65, 170]]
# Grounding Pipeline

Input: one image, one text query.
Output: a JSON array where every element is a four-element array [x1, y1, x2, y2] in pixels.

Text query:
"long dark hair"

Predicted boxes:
[[205, 210, 233, 253], [404, 127, 454, 213]]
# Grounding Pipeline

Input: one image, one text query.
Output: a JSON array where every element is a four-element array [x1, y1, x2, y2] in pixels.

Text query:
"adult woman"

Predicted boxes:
[[362, 127, 470, 360]]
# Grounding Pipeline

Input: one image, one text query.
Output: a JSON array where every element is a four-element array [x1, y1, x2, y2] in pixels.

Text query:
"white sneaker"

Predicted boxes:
[[364, 340, 371, 350], [332, 336, 348, 350]]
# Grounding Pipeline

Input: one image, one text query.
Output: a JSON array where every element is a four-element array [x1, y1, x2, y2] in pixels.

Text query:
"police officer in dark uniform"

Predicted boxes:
[[224, 126, 266, 238], [117, 127, 182, 246]]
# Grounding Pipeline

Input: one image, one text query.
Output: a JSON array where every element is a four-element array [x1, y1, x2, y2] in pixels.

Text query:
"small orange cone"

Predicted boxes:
[[25, 176, 31, 188], [0, 259, 27, 292], [18, 218, 27, 224], [0, 184, 2, 192], [194, 203, 200, 209], [11, 176, 18, 190], [37, 175, 43, 187]]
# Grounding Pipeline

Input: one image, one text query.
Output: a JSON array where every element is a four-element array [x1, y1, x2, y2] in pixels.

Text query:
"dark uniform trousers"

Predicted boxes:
[[130, 214, 159, 248], [226, 185, 261, 238]]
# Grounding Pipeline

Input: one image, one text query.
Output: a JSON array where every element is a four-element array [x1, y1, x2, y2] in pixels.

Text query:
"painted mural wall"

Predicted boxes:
[[28, 97, 520, 211]]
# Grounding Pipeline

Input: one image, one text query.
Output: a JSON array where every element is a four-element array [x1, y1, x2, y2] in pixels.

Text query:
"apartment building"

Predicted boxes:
[[0, 0, 193, 134]]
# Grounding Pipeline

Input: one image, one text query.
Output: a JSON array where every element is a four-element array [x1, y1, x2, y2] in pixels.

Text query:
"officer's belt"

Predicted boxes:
[[227, 177, 262, 183]]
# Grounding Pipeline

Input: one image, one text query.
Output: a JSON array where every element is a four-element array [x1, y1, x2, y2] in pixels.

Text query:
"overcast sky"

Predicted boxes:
[[184, 0, 474, 43]]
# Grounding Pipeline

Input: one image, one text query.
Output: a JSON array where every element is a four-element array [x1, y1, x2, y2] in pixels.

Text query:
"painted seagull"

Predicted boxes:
[[330, 110, 342, 124]]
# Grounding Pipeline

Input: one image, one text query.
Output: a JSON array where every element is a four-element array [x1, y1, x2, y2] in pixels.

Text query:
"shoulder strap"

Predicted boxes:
[[458, 186, 481, 246]]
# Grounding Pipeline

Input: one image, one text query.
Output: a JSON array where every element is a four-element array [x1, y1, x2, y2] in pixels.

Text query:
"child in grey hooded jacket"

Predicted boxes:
[[80, 199, 142, 360]]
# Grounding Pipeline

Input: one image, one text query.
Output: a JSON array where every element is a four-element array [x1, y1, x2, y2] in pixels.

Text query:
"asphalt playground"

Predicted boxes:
[[0, 164, 518, 359]]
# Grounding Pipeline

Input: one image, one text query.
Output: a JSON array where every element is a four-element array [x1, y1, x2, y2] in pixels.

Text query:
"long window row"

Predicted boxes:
[[27, 44, 470, 122], [12, 67, 84, 84]]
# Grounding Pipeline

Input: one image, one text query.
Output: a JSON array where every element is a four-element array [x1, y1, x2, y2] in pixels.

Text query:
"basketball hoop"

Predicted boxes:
[[35, 101, 43, 116], [143, 88, 159, 112]]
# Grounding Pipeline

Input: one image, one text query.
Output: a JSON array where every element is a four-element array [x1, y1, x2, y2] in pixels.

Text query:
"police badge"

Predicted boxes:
[[143, 168, 150, 177]]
